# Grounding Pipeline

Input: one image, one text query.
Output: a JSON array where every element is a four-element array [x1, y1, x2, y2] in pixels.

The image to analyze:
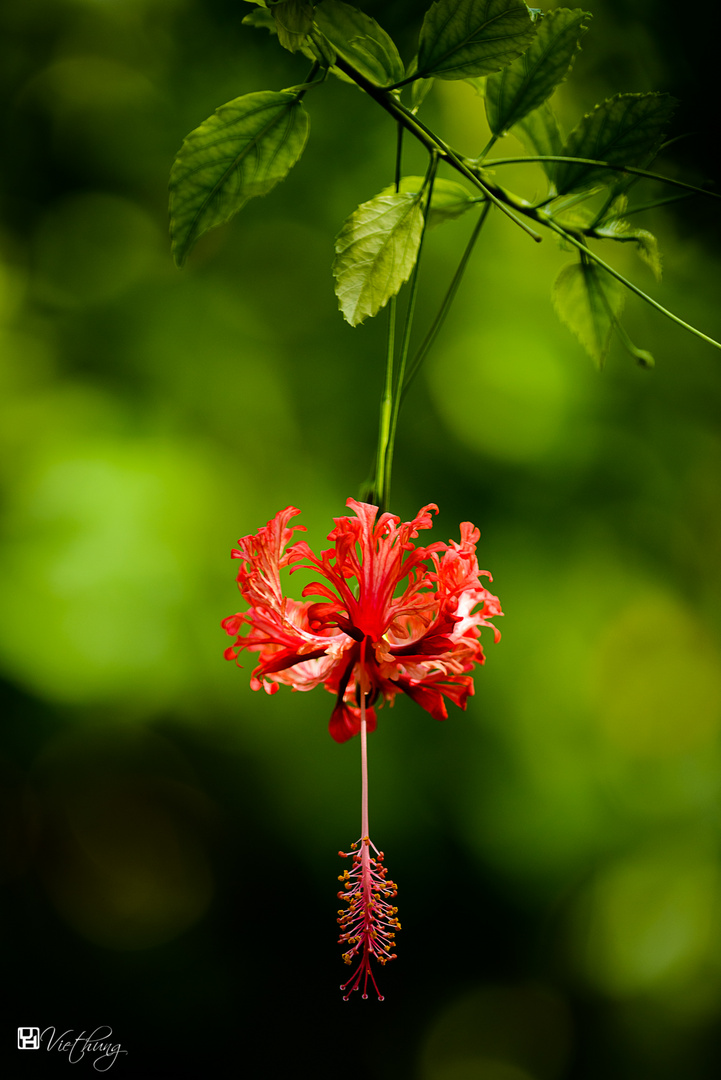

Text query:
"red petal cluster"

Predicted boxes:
[[222, 499, 502, 742]]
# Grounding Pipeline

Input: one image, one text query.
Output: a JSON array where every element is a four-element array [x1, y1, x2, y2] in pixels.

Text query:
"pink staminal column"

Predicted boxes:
[[337, 647, 400, 1000]]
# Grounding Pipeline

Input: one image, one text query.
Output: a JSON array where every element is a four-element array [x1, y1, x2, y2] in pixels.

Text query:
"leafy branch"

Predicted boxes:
[[169, 0, 720, 506], [329, 53, 544, 241]]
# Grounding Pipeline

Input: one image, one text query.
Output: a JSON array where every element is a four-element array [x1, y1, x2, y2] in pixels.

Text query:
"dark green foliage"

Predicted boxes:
[[314, 0, 405, 85], [270, 0, 316, 52], [485, 7, 591, 135], [551, 92, 678, 196], [416, 0, 538, 80], [514, 99, 565, 172]]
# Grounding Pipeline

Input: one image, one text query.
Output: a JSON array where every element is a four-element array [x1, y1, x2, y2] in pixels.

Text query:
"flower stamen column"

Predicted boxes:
[[337, 646, 400, 1000]]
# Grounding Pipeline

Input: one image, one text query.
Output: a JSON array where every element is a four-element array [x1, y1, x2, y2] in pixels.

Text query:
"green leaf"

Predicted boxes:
[[416, 0, 537, 81], [410, 75, 435, 111], [464, 76, 487, 96], [242, 9, 276, 32], [514, 100, 564, 175], [486, 8, 591, 136], [552, 92, 678, 196], [378, 176, 477, 227], [403, 58, 435, 111], [306, 27, 339, 68], [595, 219, 663, 281], [313, 0, 404, 86], [169, 91, 310, 268], [552, 257, 626, 367], [333, 193, 425, 326], [243, 10, 338, 69], [271, 0, 314, 52]]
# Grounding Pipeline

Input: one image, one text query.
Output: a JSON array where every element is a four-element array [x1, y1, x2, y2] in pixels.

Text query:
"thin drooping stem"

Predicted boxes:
[[603, 192, 695, 218], [375, 296, 396, 508], [360, 667, 369, 841], [292, 61, 322, 101], [402, 200, 491, 399], [484, 156, 721, 201], [373, 125, 405, 509], [393, 121, 404, 195], [546, 218, 721, 350], [381, 155, 439, 512], [589, 251, 655, 367], [478, 133, 499, 162], [357, 652, 373, 991]]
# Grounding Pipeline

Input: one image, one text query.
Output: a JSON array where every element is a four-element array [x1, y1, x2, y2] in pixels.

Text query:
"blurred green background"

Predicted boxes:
[[1, 0, 720, 1076]]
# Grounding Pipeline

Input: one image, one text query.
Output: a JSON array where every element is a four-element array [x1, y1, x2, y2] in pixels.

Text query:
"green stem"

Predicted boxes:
[[478, 133, 498, 162], [587, 250, 655, 368], [547, 219, 721, 350], [589, 149, 655, 229], [603, 192, 695, 219], [590, 186, 624, 230], [402, 200, 491, 399], [375, 296, 397, 509], [292, 61, 322, 99], [380, 156, 439, 512], [331, 56, 543, 242], [611, 316, 655, 368], [394, 122, 404, 193], [484, 155, 720, 201], [373, 123, 406, 509]]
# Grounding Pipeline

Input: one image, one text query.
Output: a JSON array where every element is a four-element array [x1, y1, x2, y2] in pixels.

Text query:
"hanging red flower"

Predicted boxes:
[[222, 498, 502, 742]]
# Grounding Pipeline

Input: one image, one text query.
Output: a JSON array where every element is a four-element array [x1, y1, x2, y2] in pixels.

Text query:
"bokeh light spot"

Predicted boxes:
[[591, 590, 721, 756], [33, 193, 162, 307], [420, 984, 571, 1080], [575, 844, 721, 998], [34, 725, 216, 950], [428, 327, 583, 463], [0, 400, 225, 706]]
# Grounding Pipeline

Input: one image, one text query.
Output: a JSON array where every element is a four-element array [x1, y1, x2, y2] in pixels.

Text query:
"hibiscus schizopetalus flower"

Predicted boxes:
[[222, 498, 502, 998], [222, 498, 502, 741]]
